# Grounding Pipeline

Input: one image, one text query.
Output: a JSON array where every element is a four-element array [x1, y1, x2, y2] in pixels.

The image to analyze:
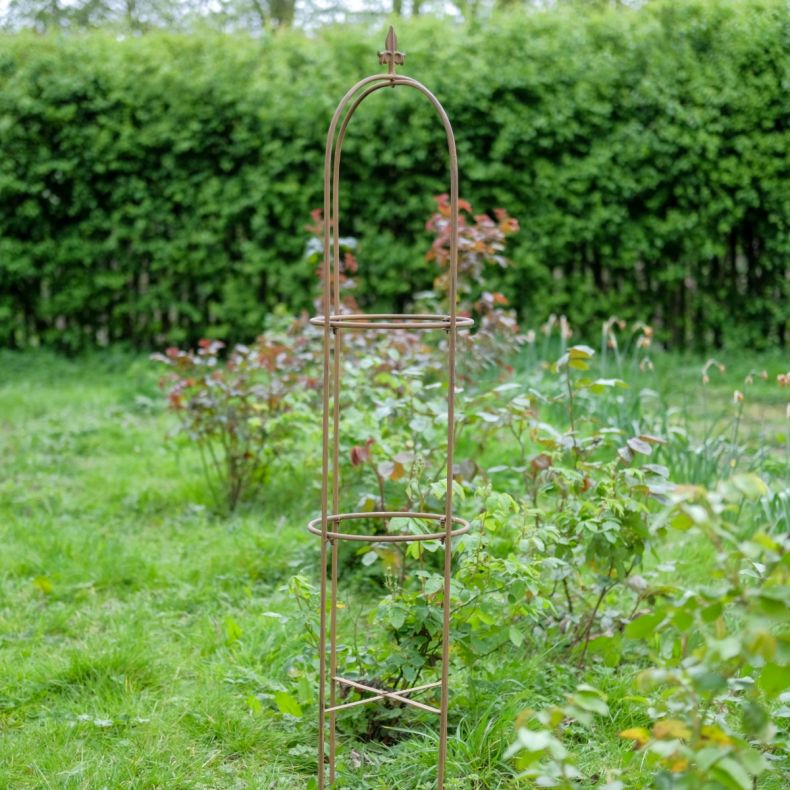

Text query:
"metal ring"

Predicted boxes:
[[309, 313, 475, 331], [307, 510, 471, 543]]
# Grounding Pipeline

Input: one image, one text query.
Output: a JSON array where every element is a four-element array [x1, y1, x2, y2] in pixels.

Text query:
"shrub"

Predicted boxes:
[[152, 330, 316, 510]]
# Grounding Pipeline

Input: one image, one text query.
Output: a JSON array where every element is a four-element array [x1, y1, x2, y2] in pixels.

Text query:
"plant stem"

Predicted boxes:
[[562, 578, 574, 616], [578, 574, 614, 666], [566, 367, 578, 466]]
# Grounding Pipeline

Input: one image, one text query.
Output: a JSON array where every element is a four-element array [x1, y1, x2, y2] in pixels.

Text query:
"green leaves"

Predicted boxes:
[[586, 378, 628, 394], [725, 474, 769, 501], [625, 612, 664, 640], [506, 684, 608, 784], [708, 757, 752, 790], [153, 334, 314, 510], [273, 691, 303, 718], [506, 728, 568, 766], [2, 2, 788, 350], [508, 625, 525, 648], [555, 345, 595, 372], [614, 473, 788, 787], [568, 684, 609, 719], [758, 663, 790, 697], [386, 604, 408, 631]]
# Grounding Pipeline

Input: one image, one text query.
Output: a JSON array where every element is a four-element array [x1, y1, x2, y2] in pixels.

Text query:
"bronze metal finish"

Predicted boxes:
[[306, 512, 471, 543], [310, 26, 470, 788], [309, 313, 474, 331]]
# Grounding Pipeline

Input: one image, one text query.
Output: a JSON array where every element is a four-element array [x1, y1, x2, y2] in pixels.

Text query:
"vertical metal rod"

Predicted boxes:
[[318, 109, 334, 790], [327, 325, 340, 783], [328, 130, 344, 782], [329, 537, 339, 783], [329, 330, 340, 781], [438, 112, 458, 790]]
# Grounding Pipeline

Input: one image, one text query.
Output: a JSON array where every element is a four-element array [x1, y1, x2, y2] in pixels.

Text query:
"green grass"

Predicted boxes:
[[0, 349, 787, 788], [0, 352, 317, 787]]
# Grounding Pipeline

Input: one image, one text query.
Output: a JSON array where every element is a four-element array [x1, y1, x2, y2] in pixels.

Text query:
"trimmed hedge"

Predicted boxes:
[[0, 0, 788, 350]]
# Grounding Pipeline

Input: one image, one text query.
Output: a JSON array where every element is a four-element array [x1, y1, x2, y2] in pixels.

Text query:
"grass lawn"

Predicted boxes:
[[0, 349, 787, 788]]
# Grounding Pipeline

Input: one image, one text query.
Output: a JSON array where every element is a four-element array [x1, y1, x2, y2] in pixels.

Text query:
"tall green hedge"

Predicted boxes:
[[1, 0, 788, 350]]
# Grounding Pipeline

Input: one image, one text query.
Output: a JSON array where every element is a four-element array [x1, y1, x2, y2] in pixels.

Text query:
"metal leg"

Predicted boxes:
[[317, 533, 328, 788], [329, 538, 339, 783], [329, 319, 342, 782], [437, 533, 453, 788]]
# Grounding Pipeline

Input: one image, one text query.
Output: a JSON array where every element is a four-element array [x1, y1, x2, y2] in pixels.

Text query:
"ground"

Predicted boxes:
[[0, 349, 786, 788]]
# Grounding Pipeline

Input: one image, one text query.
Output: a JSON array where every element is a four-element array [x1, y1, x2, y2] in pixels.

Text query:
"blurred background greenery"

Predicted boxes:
[[0, 0, 787, 353]]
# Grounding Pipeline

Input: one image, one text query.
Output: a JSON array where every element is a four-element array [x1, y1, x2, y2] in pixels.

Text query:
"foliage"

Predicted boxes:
[[152, 191, 521, 511], [284, 319, 789, 782], [2, 334, 788, 786], [421, 194, 526, 372], [504, 683, 613, 787], [1, 0, 789, 350], [424, 193, 518, 303], [151, 329, 316, 510], [596, 476, 788, 790], [141, 183, 790, 784], [502, 476, 790, 789]]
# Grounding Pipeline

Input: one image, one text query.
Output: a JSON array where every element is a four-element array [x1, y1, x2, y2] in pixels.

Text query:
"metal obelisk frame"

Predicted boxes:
[[307, 27, 473, 788]]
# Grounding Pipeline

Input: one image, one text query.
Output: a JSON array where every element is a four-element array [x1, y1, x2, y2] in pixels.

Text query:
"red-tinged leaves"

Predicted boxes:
[[152, 329, 320, 511], [530, 453, 553, 476], [350, 439, 374, 467]]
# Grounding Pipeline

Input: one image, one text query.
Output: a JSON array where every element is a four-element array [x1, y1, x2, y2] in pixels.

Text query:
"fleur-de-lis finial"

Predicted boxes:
[[378, 26, 405, 75]]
